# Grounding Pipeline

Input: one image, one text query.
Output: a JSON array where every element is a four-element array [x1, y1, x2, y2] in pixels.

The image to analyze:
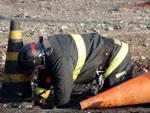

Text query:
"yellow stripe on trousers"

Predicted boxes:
[[70, 34, 86, 81], [104, 42, 129, 80]]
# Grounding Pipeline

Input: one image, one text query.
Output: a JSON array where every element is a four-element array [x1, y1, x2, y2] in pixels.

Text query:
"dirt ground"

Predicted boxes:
[[1, 0, 150, 113]]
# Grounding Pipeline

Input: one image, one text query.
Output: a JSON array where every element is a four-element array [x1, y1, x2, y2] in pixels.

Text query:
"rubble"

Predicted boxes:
[[0, 0, 150, 113]]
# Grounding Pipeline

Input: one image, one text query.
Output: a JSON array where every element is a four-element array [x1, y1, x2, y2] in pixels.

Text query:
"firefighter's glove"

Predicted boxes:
[[34, 87, 50, 104], [53, 106, 58, 109], [94, 70, 104, 95], [36, 87, 50, 98]]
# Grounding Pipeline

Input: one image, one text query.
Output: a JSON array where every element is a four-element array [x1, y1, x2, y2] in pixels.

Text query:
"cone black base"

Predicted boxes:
[[0, 82, 32, 102]]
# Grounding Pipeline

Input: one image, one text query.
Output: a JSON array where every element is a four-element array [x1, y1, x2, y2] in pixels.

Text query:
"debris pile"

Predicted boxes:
[[0, 0, 150, 113]]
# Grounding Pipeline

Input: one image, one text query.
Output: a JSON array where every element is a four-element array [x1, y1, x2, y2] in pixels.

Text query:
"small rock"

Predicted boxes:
[[141, 56, 146, 60], [18, 8, 23, 12], [96, 24, 101, 28], [59, 25, 69, 32], [120, 21, 123, 24], [24, 12, 31, 18], [101, 23, 107, 29], [61, 25, 68, 30], [107, 26, 114, 31], [3, 104, 7, 108], [144, 9, 150, 13], [147, 24, 150, 29], [0, 49, 6, 65], [139, 24, 147, 29], [80, 23, 85, 27]]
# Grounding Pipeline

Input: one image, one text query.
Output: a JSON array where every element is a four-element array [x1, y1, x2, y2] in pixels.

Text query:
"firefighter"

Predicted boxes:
[[18, 33, 134, 108]]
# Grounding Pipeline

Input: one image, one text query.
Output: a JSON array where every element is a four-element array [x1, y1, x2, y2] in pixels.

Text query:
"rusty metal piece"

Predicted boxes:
[[122, 2, 150, 11], [138, 2, 150, 7], [0, 0, 4, 3], [122, 7, 135, 11]]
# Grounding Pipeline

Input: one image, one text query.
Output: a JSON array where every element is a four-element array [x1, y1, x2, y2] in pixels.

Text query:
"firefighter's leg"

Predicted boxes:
[[101, 52, 133, 91]]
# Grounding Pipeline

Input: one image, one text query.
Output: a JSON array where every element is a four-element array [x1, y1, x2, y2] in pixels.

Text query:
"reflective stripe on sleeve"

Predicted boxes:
[[104, 42, 129, 80], [70, 34, 86, 81]]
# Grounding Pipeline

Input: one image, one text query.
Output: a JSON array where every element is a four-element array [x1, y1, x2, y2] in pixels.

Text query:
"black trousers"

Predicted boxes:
[[101, 52, 135, 91]]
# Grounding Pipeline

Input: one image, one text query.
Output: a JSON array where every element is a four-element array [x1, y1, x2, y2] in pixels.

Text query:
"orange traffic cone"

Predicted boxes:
[[80, 71, 150, 109], [0, 20, 32, 101]]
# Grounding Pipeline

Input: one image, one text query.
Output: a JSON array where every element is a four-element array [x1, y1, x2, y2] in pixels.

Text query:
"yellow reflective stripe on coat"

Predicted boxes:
[[70, 34, 86, 81], [35, 87, 50, 99], [104, 42, 129, 80]]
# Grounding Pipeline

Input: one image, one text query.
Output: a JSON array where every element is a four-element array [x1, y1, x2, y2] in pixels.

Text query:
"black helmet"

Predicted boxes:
[[18, 41, 52, 75]]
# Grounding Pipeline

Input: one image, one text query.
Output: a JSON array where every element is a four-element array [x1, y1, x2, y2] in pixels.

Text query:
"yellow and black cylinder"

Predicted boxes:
[[0, 20, 32, 101]]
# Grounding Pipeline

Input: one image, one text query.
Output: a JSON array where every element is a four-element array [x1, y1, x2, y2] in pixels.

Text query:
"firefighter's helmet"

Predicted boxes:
[[18, 42, 52, 75]]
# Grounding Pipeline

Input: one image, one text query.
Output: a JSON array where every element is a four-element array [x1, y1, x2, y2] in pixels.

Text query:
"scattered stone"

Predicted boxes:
[[138, 24, 147, 29], [61, 25, 68, 30], [12, 102, 33, 109], [23, 12, 31, 18], [3, 104, 7, 108], [107, 26, 114, 31], [101, 23, 108, 30], [141, 56, 146, 60], [80, 23, 85, 27], [14, 13, 31, 19], [0, 0, 150, 112], [0, 48, 6, 65]]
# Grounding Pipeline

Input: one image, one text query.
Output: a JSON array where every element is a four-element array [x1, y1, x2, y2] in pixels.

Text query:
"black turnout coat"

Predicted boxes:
[[37, 33, 133, 107]]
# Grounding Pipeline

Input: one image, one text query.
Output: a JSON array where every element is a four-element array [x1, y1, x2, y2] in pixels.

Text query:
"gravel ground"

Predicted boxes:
[[1, 0, 150, 112]]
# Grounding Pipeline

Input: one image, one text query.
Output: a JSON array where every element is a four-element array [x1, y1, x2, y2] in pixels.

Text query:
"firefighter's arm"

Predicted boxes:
[[33, 87, 51, 105], [34, 69, 51, 103], [52, 56, 73, 108]]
